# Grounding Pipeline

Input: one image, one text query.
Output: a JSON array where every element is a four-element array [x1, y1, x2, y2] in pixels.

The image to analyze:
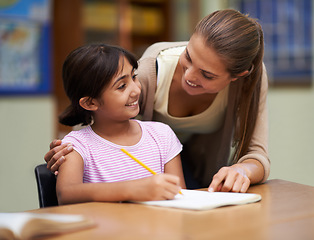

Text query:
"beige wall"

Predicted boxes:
[[268, 88, 314, 186], [0, 97, 55, 212]]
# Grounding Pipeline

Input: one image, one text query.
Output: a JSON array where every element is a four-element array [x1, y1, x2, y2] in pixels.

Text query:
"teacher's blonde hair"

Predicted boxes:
[[194, 9, 265, 163]]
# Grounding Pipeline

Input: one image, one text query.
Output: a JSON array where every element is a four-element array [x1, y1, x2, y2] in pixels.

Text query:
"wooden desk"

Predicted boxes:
[[30, 179, 314, 240]]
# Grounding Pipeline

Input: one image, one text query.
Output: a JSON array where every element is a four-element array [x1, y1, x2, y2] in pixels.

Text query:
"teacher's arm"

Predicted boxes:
[[209, 64, 270, 193]]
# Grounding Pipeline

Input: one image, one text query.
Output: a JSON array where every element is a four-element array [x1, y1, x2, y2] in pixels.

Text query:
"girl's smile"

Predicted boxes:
[[126, 100, 139, 107]]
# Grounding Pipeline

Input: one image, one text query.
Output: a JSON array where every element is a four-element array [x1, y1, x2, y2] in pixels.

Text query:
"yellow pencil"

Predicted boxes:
[[121, 148, 157, 175], [121, 148, 182, 194]]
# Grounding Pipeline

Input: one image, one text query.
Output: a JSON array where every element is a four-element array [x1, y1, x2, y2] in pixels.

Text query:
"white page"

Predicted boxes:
[[138, 189, 262, 210]]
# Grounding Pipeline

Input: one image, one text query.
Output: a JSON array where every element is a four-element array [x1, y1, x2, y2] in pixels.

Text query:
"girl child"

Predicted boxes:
[[56, 43, 185, 205]]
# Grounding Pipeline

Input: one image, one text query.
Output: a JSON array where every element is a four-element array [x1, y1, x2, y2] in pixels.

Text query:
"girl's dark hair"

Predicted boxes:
[[194, 9, 265, 163], [59, 43, 138, 126]]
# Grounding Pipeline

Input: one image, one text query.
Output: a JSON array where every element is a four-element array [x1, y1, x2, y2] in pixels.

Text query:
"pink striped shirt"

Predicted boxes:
[[62, 120, 182, 183]]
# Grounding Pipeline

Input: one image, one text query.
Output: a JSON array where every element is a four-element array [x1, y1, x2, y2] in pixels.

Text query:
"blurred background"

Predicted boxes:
[[0, 0, 313, 212]]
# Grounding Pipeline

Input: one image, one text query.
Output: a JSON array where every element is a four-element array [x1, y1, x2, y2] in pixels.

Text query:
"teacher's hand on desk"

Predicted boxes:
[[208, 159, 264, 193]]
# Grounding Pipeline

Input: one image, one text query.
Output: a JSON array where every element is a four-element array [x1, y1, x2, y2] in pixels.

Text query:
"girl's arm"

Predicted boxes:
[[164, 154, 186, 189], [56, 151, 182, 205]]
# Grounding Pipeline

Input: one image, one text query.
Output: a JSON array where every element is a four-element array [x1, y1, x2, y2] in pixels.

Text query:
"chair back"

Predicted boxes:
[[34, 164, 58, 208]]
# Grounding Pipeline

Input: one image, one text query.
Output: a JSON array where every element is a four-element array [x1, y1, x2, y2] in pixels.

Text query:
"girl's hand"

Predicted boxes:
[[129, 174, 182, 201], [44, 139, 73, 173], [208, 164, 251, 193]]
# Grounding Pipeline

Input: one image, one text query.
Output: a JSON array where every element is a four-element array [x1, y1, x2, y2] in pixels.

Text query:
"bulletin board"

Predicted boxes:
[[237, 0, 312, 86], [0, 0, 52, 95]]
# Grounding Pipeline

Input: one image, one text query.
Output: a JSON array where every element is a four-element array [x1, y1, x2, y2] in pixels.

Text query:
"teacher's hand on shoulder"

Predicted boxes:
[[44, 139, 73, 174]]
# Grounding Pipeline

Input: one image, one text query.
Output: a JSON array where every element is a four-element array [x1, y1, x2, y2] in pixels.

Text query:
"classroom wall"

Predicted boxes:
[[0, 0, 313, 212], [0, 97, 55, 212], [268, 88, 314, 185]]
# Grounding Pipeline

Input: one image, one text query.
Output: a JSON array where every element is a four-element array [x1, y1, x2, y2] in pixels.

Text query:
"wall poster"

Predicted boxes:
[[0, 0, 52, 95]]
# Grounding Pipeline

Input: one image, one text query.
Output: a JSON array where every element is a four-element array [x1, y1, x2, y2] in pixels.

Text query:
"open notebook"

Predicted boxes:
[[137, 189, 262, 210], [0, 212, 95, 240]]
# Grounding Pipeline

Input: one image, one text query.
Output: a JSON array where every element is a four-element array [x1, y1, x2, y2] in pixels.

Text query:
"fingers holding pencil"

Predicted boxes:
[[129, 174, 182, 201], [153, 174, 182, 200]]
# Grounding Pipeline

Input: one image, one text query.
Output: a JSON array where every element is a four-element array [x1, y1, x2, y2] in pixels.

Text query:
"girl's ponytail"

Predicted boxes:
[[58, 104, 92, 127]]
